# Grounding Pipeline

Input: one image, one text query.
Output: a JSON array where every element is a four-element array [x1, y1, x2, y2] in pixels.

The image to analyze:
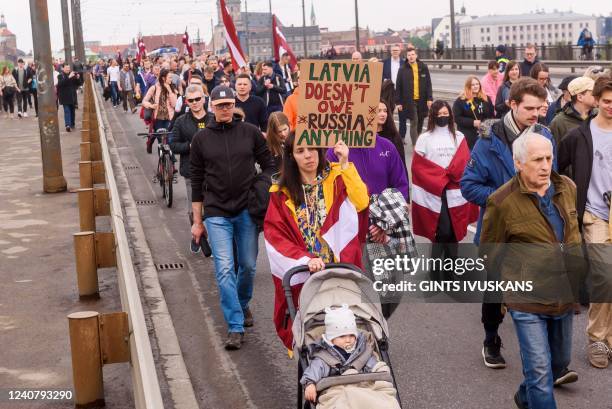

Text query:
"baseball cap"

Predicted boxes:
[[210, 85, 235, 106], [558, 75, 578, 91], [496, 45, 507, 54], [568, 77, 595, 96]]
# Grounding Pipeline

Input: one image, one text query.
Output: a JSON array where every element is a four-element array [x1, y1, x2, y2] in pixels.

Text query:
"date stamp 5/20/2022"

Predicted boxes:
[[1, 389, 74, 402]]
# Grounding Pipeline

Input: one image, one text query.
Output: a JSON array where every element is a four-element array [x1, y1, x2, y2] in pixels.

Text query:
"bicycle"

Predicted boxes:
[[137, 128, 175, 208]]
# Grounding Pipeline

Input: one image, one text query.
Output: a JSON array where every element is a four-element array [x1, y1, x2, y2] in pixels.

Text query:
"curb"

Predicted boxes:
[[97, 98, 199, 409]]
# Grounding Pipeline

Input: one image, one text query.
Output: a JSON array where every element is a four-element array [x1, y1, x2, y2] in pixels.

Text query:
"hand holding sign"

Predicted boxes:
[[296, 59, 382, 148]]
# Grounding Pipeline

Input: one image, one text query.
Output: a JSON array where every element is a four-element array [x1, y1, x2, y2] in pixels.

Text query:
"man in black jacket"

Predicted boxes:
[[169, 84, 208, 226], [56, 63, 80, 131], [558, 76, 612, 369], [235, 73, 267, 132], [190, 85, 275, 350], [519, 44, 540, 77], [12, 58, 33, 118], [395, 47, 433, 146], [256, 61, 286, 116]]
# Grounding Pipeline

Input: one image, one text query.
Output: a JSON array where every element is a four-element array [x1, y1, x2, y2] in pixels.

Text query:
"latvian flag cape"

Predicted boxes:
[[411, 138, 478, 242], [264, 176, 367, 349]]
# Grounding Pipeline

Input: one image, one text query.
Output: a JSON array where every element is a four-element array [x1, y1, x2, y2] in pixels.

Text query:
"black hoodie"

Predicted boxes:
[[190, 114, 275, 218]]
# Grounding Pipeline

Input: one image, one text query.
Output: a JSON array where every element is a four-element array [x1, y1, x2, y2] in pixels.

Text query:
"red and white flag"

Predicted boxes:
[[272, 15, 297, 67], [411, 138, 478, 242], [264, 177, 366, 348], [182, 31, 193, 58], [220, 0, 247, 71], [136, 38, 147, 63]]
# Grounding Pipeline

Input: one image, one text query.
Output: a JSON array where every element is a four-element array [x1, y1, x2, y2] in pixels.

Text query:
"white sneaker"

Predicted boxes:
[[17, 111, 22, 118], [23, 112, 28, 118]]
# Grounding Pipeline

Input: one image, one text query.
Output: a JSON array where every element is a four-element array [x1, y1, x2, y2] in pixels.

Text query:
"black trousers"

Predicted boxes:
[[430, 189, 459, 281], [16, 90, 28, 113], [2, 94, 14, 113]]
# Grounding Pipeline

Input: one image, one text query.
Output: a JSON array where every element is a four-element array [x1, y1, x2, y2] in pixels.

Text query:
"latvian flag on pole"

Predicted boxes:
[[272, 15, 297, 67], [220, 0, 247, 71], [182, 30, 193, 58], [411, 138, 478, 242], [264, 177, 366, 349]]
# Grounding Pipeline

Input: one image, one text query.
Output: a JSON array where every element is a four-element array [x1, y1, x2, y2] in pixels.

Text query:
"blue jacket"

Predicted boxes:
[[460, 120, 557, 244]]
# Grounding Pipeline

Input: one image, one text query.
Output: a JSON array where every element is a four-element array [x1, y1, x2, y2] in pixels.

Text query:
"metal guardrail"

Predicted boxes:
[[92, 77, 164, 409], [421, 59, 611, 73]]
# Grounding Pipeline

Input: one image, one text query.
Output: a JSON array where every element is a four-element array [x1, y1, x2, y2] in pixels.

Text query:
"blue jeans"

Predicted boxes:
[[510, 310, 573, 409], [397, 108, 408, 140], [110, 81, 119, 106], [204, 209, 258, 333], [62, 104, 75, 128]]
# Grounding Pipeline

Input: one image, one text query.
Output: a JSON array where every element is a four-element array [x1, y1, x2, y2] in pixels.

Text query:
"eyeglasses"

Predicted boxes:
[[215, 102, 234, 110], [187, 96, 203, 103]]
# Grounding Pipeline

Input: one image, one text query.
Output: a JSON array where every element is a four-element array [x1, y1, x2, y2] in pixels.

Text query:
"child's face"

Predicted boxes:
[[331, 334, 356, 350]]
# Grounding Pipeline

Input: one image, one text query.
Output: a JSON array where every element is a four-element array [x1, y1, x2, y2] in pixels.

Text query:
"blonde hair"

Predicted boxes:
[[461, 75, 488, 101]]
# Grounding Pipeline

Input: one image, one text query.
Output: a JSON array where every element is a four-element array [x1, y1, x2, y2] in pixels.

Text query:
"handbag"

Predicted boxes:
[[3, 85, 16, 97], [143, 107, 154, 122]]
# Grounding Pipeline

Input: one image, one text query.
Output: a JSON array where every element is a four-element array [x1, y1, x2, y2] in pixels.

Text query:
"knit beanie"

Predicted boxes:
[[324, 304, 358, 342]]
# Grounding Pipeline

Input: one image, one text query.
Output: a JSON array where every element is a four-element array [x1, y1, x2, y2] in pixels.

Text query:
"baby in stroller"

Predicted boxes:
[[300, 304, 400, 409]]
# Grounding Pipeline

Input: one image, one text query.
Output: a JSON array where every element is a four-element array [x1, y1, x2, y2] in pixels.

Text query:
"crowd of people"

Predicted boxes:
[[3, 41, 609, 408]]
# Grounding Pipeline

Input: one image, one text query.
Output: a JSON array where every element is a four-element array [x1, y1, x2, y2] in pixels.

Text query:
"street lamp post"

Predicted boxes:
[[269, 0, 274, 60], [71, 0, 85, 62], [354, 0, 360, 52], [302, 0, 307, 58], [244, 0, 250, 58], [449, 0, 456, 50], [60, 0, 72, 65], [29, 0, 67, 193]]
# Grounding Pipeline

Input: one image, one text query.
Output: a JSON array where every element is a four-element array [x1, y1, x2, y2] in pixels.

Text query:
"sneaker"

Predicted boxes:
[[513, 391, 527, 409], [146, 137, 153, 154], [22, 112, 28, 118], [225, 332, 244, 350], [482, 336, 506, 369], [66, 126, 71, 132], [244, 308, 254, 327], [554, 368, 578, 386], [587, 341, 610, 369], [17, 111, 22, 118]]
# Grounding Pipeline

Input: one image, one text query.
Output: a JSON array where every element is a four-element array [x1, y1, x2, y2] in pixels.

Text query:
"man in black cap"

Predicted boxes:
[[495, 45, 510, 74], [190, 85, 275, 350], [551, 75, 579, 117]]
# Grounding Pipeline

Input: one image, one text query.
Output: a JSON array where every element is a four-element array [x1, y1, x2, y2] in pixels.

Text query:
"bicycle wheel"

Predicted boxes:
[[163, 154, 173, 208], [158, 156, 166, 199]]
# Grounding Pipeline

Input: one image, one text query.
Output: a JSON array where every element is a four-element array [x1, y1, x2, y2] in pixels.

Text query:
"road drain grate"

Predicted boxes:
[[124, 165, 140, 170], [135, 200, 157, 206], [156, 263, 184, 270]]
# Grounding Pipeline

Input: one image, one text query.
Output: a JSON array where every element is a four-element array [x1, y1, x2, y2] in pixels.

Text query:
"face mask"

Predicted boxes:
[[434, 116, 449, 127]]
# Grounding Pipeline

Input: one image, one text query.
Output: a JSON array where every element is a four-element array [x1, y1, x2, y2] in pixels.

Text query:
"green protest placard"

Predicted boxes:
[[296, 59, 383, 147]]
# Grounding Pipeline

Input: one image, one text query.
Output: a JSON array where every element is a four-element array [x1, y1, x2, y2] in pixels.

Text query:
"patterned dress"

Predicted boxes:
[[295, 170, 334, 263]]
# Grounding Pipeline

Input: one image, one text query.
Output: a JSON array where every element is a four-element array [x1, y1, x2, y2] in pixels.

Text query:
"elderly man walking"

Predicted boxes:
[[481, 132, 583, 409]]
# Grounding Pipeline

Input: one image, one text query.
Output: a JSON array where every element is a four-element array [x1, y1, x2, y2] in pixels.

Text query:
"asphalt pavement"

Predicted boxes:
[[102, 87, 612, 409]]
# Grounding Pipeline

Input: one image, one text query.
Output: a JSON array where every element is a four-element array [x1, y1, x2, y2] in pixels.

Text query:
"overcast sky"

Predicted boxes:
[[3, 0, 609, 53]]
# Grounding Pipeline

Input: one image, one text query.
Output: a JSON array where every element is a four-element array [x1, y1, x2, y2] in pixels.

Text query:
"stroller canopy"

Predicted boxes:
[[292, 266, 390, 349]]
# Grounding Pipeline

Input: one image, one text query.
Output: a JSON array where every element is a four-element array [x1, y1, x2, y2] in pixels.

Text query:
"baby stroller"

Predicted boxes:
[[282, 263, 403, 409]]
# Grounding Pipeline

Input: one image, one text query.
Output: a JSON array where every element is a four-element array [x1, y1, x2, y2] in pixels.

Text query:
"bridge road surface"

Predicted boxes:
[[102, 84, 610, 408]]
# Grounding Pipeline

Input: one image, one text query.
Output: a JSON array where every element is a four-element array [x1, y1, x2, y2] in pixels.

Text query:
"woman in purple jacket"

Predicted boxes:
[[326, 100, 410, 244]]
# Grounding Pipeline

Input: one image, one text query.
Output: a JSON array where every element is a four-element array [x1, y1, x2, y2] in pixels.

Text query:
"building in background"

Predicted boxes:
[[319, 27, 370, 54], [0, 13, 18, 63], [431, 6, 475, 48], [459, 11, 602, 47], [212, 0, 321, 62]]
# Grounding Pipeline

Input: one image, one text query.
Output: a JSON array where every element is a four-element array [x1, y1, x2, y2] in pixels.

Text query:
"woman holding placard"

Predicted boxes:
[[263, 134, 369, 349]]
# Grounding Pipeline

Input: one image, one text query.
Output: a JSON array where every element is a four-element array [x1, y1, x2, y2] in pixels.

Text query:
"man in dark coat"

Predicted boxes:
[[395, 47, 433, 146], [382, 45, 406, 138], [56, 63, 80, 131]]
